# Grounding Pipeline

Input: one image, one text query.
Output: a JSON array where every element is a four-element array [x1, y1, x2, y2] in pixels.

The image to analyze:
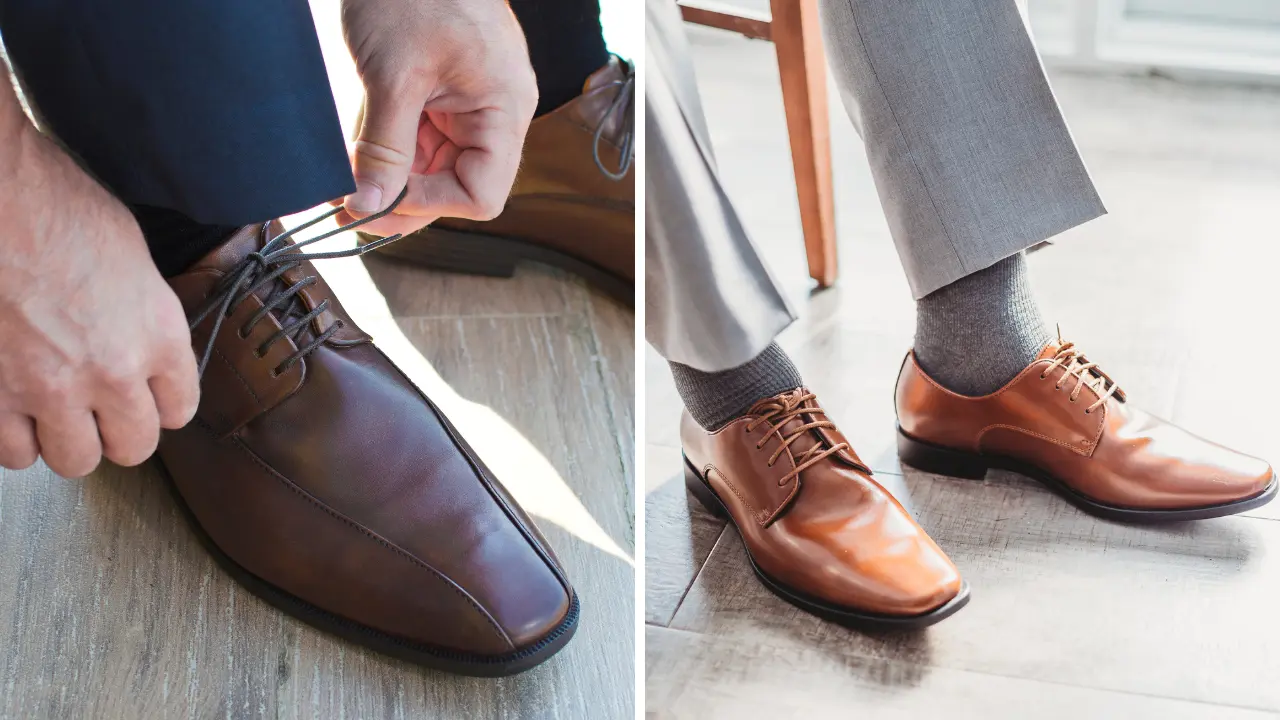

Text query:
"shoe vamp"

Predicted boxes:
[[235, 342, 565, 612]]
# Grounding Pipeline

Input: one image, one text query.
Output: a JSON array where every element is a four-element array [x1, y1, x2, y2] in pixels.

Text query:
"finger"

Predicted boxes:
[[452, 132, 524, 220], [0, 413, 39, 470], [35, 410, 103, 478], [96, 385, 161, 467], [150, 350, 200, 430], [335, 208, 438, 238], [347, 81, 428, 217]]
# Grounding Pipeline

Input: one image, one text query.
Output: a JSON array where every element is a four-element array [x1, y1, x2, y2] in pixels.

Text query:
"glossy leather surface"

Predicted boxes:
[[158, 225, 574, 655], [428, 57, 634, 283], [681, 389, 963, 616], [896, 342, 1274, 510]]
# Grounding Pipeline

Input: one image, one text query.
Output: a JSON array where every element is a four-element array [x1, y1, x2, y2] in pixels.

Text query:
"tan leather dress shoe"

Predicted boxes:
[[682, 389, 968, 629], [896, 340, 1277, 521], [360, 57, 634, 304], [159, 213, 577, 676]]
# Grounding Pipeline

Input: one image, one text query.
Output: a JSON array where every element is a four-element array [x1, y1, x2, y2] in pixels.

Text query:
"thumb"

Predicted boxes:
[[347, 82, 425, 216]]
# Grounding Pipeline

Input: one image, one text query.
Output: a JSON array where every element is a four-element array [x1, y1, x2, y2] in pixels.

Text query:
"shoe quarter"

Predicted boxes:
[[171, 269, 305, 438], [700, 417, 801, 526], [974, 362, 1105, 457]]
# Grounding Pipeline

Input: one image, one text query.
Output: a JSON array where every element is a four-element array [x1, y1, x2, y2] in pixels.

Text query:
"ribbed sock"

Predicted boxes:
[[509, 0, 610, 117], [913, 253, 1052, 396], [670, 342, 804, 431], [131, 205, 240, 278]]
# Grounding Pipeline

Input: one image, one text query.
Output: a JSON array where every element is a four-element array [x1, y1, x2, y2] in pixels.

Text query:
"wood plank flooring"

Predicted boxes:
[[0, 251, 635, 719], [644, 25, 1280, 719]]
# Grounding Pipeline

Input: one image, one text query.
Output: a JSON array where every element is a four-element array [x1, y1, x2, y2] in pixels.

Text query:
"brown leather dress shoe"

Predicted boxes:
[[896, 340, 1277, 522], [359, 57, 634, 304], [159, 214, 577, 676], [682, 389, 968, 629]]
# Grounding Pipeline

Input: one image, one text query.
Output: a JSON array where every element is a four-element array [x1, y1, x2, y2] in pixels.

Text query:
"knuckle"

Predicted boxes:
[[353, 138, 414, 170], [34, 376, 75, 407], [98, 366, 140, 397]]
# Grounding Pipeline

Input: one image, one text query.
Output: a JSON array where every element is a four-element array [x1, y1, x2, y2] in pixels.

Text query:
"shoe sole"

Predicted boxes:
[[155, 460, 580, 677], [682, 455, 970, 630], [896, 426, 1279, 522], [359, 228, 633, 307]]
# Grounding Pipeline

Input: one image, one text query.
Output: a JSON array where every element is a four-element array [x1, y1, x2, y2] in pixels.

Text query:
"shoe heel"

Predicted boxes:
[[360, 229, 519, 278], [683, 456, 727, 519], [897, 427, 989, 480]]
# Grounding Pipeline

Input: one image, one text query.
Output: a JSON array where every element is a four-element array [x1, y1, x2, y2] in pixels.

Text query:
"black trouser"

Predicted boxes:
[[0, 0, 606, 268]]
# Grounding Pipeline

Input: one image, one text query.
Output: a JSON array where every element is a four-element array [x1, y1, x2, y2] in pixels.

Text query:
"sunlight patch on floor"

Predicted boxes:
[[280, 206, 634, 567]]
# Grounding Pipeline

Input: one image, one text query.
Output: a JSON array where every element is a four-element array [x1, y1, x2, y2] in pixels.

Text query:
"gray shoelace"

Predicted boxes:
[[592, 61, 635, 182], [188, 189, 408, 379]]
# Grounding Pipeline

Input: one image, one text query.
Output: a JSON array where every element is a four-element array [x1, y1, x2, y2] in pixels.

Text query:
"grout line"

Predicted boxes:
[[661, 524, 730, 628], [583, 296, 636, 539]]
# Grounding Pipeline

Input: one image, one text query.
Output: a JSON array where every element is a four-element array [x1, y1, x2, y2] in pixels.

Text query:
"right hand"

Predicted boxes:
[[0, 123, 200, 477]]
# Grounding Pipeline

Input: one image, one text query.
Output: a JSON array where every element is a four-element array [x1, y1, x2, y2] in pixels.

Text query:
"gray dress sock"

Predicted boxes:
[[670, 342, 804, 431], [913, 253, 1052, 396]]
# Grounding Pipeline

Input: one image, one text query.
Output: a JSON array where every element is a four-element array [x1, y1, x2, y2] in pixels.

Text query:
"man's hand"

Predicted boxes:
[[338, 0, 538, 236], [0, 123, 200, 477]]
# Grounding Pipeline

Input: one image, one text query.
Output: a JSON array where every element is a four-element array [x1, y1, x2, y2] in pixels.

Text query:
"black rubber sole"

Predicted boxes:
[[156, 461, 579, 677], [683, 456, 969, 630], [896, 426, 1279, 522], [359, 228, 633, 307]]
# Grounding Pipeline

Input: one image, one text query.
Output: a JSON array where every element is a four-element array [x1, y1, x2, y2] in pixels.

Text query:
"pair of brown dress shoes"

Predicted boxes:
[[681, 342, 1276, 628]]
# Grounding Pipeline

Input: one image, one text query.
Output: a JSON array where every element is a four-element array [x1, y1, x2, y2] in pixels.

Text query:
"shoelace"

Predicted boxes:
[[592, 59, 635, 181], [1040, 340, 1120, 414], [187, 189, 409, 379], [745, 392, 850, 486]]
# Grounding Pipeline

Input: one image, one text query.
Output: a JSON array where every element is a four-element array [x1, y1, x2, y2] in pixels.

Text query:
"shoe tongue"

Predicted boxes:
[[756, 388, 825, 460], [188, 220, 317, 341], [570, 56, 630, 140], [1035, 341, 1063, 362], [583, 55, 627, 94]]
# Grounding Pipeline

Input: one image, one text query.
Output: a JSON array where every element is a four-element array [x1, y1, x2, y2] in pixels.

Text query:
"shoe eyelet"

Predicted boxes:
[[1069, 397, 1076, 403], [1084, 409, 1091, 415], [253, 348, 264, 359], [237, 327, 250, 340], [269, 368, 280, 379], [1040, 374, 1048, 380]]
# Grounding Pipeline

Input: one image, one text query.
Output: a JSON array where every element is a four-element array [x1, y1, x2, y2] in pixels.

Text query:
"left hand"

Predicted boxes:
[[338, 0, 538, 236]]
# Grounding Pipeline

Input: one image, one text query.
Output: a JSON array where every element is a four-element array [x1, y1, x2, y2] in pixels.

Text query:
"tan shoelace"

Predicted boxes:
[[745, 392, 850, 486], [1041, 341, 1120, 414]]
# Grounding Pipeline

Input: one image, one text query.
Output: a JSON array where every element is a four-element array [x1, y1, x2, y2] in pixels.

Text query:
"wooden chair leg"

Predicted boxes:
[[769, 0, 837, 288]]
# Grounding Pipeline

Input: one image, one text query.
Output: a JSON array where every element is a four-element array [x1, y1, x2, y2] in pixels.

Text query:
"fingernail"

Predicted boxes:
[[347, 182, 383, 214]]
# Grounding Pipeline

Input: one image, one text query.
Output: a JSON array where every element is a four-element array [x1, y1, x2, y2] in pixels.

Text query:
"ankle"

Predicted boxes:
[[913, 254, 1050, 396], [671, 342, 804, 430]]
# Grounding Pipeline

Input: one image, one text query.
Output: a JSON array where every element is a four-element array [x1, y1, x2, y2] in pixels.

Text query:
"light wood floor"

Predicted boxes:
[[0, 252, 635, 719], [645, 25, 1280, 720]]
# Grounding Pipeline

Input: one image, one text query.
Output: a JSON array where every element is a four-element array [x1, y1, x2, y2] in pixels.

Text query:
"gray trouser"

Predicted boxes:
[[645, 0, 1106, 372]]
